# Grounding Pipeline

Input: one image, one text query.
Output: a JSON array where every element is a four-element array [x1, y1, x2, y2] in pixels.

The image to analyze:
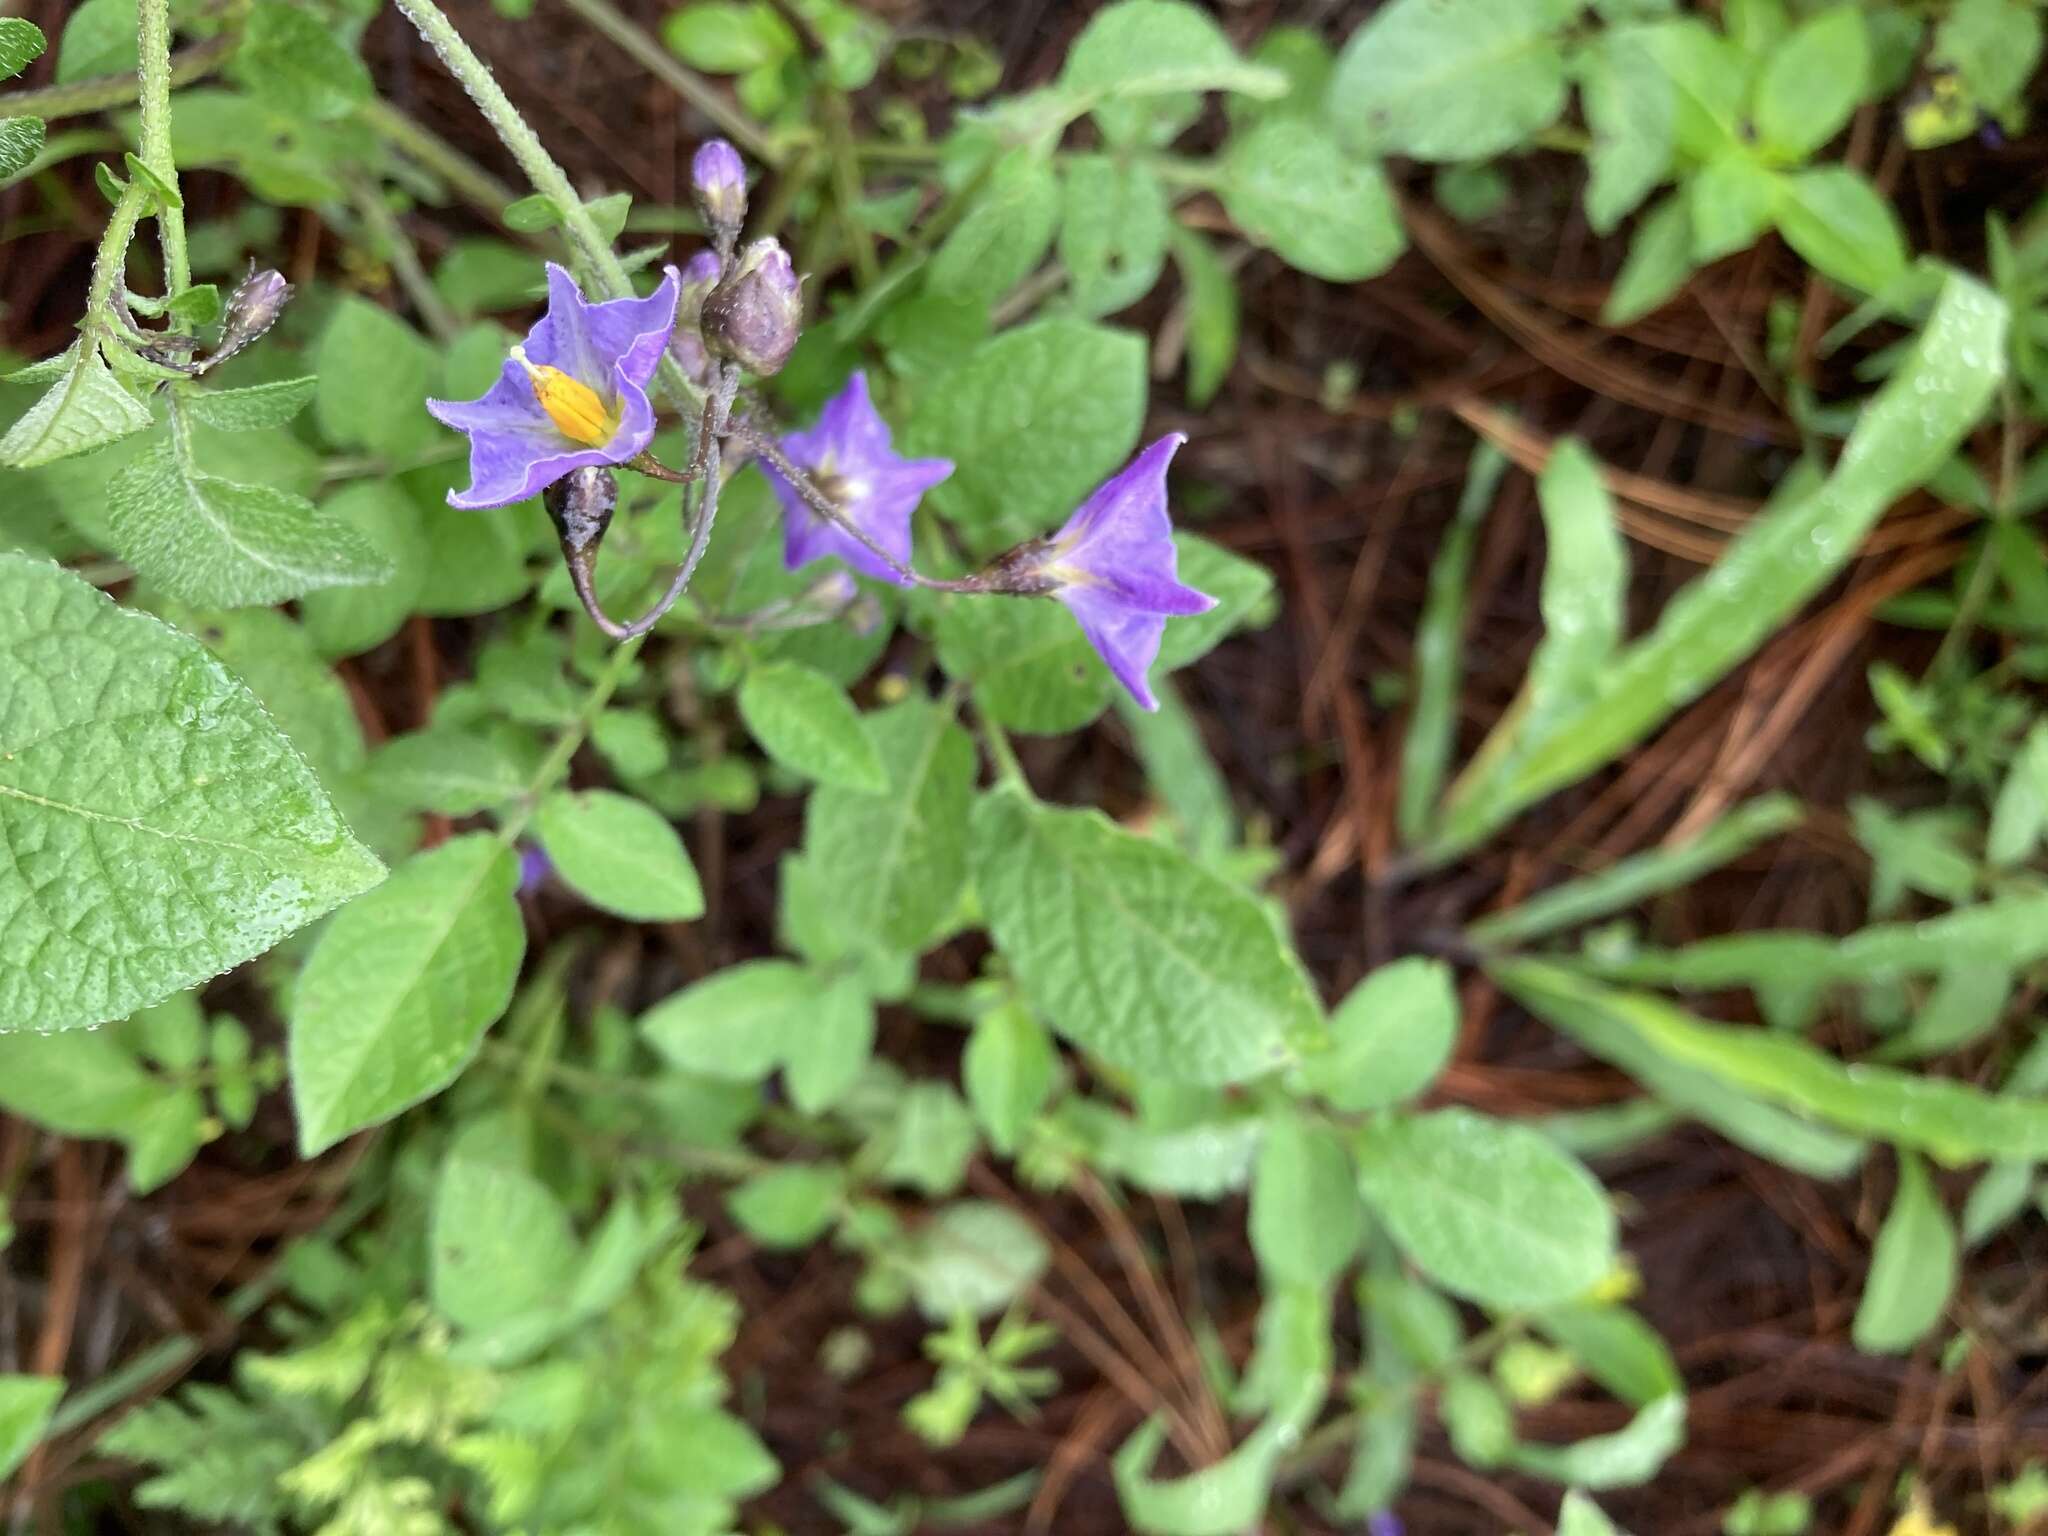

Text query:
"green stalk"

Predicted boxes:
[[135, 0, 190, 300], [0, 34, 232, 121], [84, 182, 150, 320], [391, 0, 704, 408]]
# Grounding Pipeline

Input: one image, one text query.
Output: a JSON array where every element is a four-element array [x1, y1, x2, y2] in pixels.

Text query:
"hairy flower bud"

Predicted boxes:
[[691, 138, 747, 234], [700, 238, 801, 377], [207, 266, 293, 370]]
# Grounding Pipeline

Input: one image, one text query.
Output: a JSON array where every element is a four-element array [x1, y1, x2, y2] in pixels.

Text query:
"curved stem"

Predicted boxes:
[[742, 429, 985, 594], [0, 34, 232, 122]]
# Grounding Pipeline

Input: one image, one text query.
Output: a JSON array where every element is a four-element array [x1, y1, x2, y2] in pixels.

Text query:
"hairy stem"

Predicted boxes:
[[135, 0, 190, 301]]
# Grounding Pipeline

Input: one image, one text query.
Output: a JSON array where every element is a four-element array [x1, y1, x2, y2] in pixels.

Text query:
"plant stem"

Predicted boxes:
[[392, 0, 706, 410], [0, 34, 232, 121], [84, 182, 150, 320], [496, 637, 647, 844], [135, 0, 190, 300], [345, 174, 462, 344], [558, 0, 776, 163]]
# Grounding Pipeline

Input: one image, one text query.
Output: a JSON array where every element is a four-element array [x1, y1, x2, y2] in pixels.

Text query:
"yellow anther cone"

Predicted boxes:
[[512, 347, 616, 448]]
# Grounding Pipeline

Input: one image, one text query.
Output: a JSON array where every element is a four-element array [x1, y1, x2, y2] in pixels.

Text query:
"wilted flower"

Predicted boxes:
[[543, 464, 617, 559], [700, 237, 801, 377], [763, 370, 953, 586], [987, 433, 1214, 711], [426, 262, 679, 510], [691, 138, 747, 233]]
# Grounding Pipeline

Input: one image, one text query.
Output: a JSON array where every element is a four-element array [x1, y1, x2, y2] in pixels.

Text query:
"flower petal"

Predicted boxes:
[[1057, 585, 1171, 711], [525, 262, 679, 395]]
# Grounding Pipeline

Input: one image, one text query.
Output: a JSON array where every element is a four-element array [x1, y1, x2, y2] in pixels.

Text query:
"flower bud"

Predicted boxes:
[[207, 266, 293, 370], [677, 249, 722, 322], [700, 238, 802, 377], [691, 138, 748, 234], [544, 464, 618, 559]]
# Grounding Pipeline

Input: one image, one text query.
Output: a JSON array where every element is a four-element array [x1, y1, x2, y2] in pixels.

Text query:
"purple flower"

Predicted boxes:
[[763, 370, 952, 586], [692, 138, 747, 230], [672, 249, 722, 383], [425, 261, 680, 510], [999, 434, 1215, 711], [1367, 1514, 1404, 1536]]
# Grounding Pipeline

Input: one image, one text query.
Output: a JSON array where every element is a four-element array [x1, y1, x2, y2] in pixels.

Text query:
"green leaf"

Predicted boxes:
[[1060, 154, 1172, 315], [972, 787, 1322, 1085], [1293, 956, 1459, 1112], [1250, 1114, 1364, 1286], [1500, 961, 1869, 1177], [0, 344, 154, 468], [0, 117, 46, 183], [535, 790, 704, 923], [1220, 116, 1404, 281], [1535, 1301, 1682, 1405], [1687, 151, 1779, 264], [1431, 273, 2006, 864], [1500, 962, 2048, 1166], [314, 298, 439, 458], [803, 697, 975, 953], [1508, 1393, 1685, 1487], [1060, 0, 1286, 141], [55, 0, 134, 84], [1753, 5, 1867, 159], [1602, 194, 1695, 324], [1469, 794, 1803, 947], [1401, 441, 1506, 842], [728, 1164, 843, 1248], [367, 725, 539, 816], [1528, 440, 1626, 727], [935, 595, 1112, 735], [180, 376, 316, 433], [1909, 0, 2042, 147], [927, 150, 1059, 304], [289, 834, 524, 1155], [1154, 534, 1276, 671], [431, 1137, 579, 1332], [1354, 1108, 1618, 1307], [165, 284, 221, 328], [298, 482, 428, 658], [908, 318, 1146, 553], [1558, 1490, 1628, 1536], [122, 151, 180, 210], [0, 18, 46, 80], [737, 660, 885, 790], [0, 1376, 63, 1483], [1579, 29, 1675, 234], [106, 438, 392, 607], [962, 1002, 1057, 1155], [1329, 0, 1571, 162], [1115, 1383, 1318, 1536], [1775, 167, 1909, 296], [0, 1028, 165, 1135], [905, 1201, 1051, 1319], [0, 555, 384, 1033], [1168, 226, 1239, 408], [233, 0, 373, 119], [1853, 1153, 1956, 1353], [783, 972, 874, 1114], [640, 958, 809, 1080], [660, 0, 797, 73], [1989, 721, 2048, 867], [880, 1081, 980, 1197]]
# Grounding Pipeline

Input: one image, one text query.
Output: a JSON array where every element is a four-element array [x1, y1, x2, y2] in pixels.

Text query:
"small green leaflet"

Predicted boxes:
[[972, 787, 1323, 1085], [1293, 955, 1458, 1112], [106, 437, 393, 608], [1058, 0, 1286, 143], [179, 376, 317, 433], [736, 660, 885, 791], [1354, 1107, 1618, 1308], [1852, 1152, 1957, 1353], [0, 117, 45, 183], [1249, 1113, 1364, 1286], [639, 958, 814, 1080], [0, 344, 155, 469], [0, 1375, 63, 1484], [535, 790, 705, 923], [0, 17, 47, 78], [289, 834, 525, 1155], [0, 555, 384, 1034], [1220, 115, 1404, 282]]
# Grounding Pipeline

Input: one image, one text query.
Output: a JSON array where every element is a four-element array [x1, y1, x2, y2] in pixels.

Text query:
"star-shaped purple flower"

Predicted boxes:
[[762, 370, 953, 586], [1013, 433, 1216, 711], [426, 262, 680, 510]]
